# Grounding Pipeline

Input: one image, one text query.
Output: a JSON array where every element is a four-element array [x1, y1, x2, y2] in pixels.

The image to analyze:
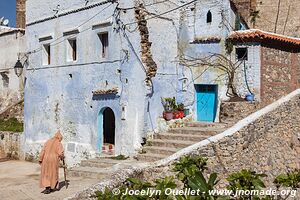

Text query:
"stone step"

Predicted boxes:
[[185, 122, 228, 128], [68, 166, 109, 179], [142, 146, 178, 155], [136, 153, 167, 162], [153, 133, 209, 141], [149, 139, 195, 148], [169, 127, 224, 136], [80, 160, 115, 168]]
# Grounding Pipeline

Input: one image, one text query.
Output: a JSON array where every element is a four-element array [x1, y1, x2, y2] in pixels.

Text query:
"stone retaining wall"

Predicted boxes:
[[220, 101, 260, 123], [0, 131, 22, 159], [261, 46, 300, 105], [68, 89, 300, 199]]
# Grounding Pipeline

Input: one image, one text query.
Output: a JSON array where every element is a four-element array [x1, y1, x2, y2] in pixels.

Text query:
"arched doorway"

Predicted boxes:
[[97, 107, 115, 152], [103, 107, 115, 144]]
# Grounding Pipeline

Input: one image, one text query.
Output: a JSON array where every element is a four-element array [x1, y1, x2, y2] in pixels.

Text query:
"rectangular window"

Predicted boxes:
[[43, 44, 51, 65], [236, 47, 248, 61], [0, 72, 9, 88], [98, 32, 109, 58], [68, 39, 77, 61]]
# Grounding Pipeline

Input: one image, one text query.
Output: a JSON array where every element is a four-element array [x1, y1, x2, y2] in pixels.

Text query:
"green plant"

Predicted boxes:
[[173, 155, 208, 184], [186, 171, 225, 200], [0, 118, 23, 132], [155, 176, 177, 200], [250, 10, 260, 26], [111, 155, 129, 160], [161, 97, 176, 112], [92, 187, 122, 200], [225, 40, 233, 55], [177, 103, 184, 111], [94, 156, 300, 200], [227, 169, 267, 199], [274, 170, 300, 189]]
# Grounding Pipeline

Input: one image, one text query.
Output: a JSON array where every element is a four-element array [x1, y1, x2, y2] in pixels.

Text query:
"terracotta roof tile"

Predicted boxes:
[[92, 87, 118, 95], [228, 29, 300, 47]]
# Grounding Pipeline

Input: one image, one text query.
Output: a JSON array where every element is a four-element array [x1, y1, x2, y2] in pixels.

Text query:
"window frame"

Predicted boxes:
[[98, 32, 109, 59], [236, 47, 248, 61], [66, 37, 78, 62], [42, 43, 51, 66]]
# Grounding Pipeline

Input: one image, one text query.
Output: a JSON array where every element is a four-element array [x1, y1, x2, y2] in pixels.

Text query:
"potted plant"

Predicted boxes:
[[173, 104, 181, 119], [245, 93, 255, 102], [184, 108, 190, 117], [177, 103, 184, 118], [161, 97, 175, 121]]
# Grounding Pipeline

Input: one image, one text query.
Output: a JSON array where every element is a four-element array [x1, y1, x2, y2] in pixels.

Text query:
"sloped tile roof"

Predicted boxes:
[[228, 29, 300, 46], [0, 27, 25, 37]]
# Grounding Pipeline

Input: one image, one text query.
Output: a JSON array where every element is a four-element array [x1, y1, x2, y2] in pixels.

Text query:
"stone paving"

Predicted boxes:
[[0, 160, 99, 200]]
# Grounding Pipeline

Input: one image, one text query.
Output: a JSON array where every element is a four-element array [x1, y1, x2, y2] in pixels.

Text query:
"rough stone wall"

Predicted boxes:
[[16, 0, 26, 29], [261, 46, 300, 105], [0, 100, 24, 122], [0, 131, 22, 159], [135, 4, 157, 80], [255, 0, 300, 37], [219, 101, 260, 123], [141, 92, 300, 187], [232, 0, 300, 37], [231, 0, 257, 22]]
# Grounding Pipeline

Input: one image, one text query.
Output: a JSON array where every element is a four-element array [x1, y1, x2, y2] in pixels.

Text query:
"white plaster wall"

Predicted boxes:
[[24, 0, 246, 165], [179, 0, 239, 122], [194, 0, 232, 39], [0, 29, 26, 110], [234, 44, 261, 100], [26, 0, 112, 23], [24, 0, 180, 166]]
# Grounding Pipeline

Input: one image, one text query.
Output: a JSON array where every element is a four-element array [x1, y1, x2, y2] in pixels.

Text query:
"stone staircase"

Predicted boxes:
[[68, 156, 143, 179], [68, 122, 229, 178], [135, 122, 228, 162]]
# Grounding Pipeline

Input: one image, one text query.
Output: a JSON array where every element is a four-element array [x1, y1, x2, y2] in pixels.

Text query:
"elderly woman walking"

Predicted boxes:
[[39, 130, 64, 194]]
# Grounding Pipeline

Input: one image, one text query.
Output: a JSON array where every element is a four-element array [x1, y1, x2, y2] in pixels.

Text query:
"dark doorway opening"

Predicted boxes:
[[103, 107, 115, 144]]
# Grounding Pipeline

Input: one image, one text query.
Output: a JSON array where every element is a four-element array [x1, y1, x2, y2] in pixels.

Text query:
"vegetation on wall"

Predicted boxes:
[[93, 155, 300, 200], [181, 53, 245, 100], [249, 10, 260, 28], [0, 118, 23, 132]]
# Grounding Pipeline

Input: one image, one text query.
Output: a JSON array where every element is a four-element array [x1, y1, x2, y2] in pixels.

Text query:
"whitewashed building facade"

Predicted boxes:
[[23, 0, 253, 165]]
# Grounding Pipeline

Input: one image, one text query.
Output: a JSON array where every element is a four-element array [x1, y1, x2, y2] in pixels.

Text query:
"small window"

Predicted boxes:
[[0, 72, 9, 88], [236, 48, 248, 60], [98, 32, 109, 58], [67, 38, 77, 61], [207, 10, 212, 23], [43, 44, 51, 65]]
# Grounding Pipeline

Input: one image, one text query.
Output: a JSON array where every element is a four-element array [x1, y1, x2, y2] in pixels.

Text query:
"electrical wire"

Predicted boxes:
[[27, 2, 115, 56], [123, 0, 198, 26]]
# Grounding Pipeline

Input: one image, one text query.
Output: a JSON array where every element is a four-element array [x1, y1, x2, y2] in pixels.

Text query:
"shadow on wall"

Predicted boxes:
[[92, 94, 119, 101], [0, 132, 21, 159]]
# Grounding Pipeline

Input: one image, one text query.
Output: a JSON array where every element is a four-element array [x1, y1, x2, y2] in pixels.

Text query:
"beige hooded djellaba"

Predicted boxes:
[[39, 131, 64, 189]]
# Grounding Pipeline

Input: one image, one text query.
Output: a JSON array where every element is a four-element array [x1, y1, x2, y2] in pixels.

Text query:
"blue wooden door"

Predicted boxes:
[[195, 85, 218, 122]]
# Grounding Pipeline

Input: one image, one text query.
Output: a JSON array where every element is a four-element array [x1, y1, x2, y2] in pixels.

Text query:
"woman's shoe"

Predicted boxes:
[[44, 187, 51, 194]]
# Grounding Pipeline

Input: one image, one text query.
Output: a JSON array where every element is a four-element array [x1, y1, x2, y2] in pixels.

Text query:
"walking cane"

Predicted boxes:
[[62, 158, 68, 189]]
